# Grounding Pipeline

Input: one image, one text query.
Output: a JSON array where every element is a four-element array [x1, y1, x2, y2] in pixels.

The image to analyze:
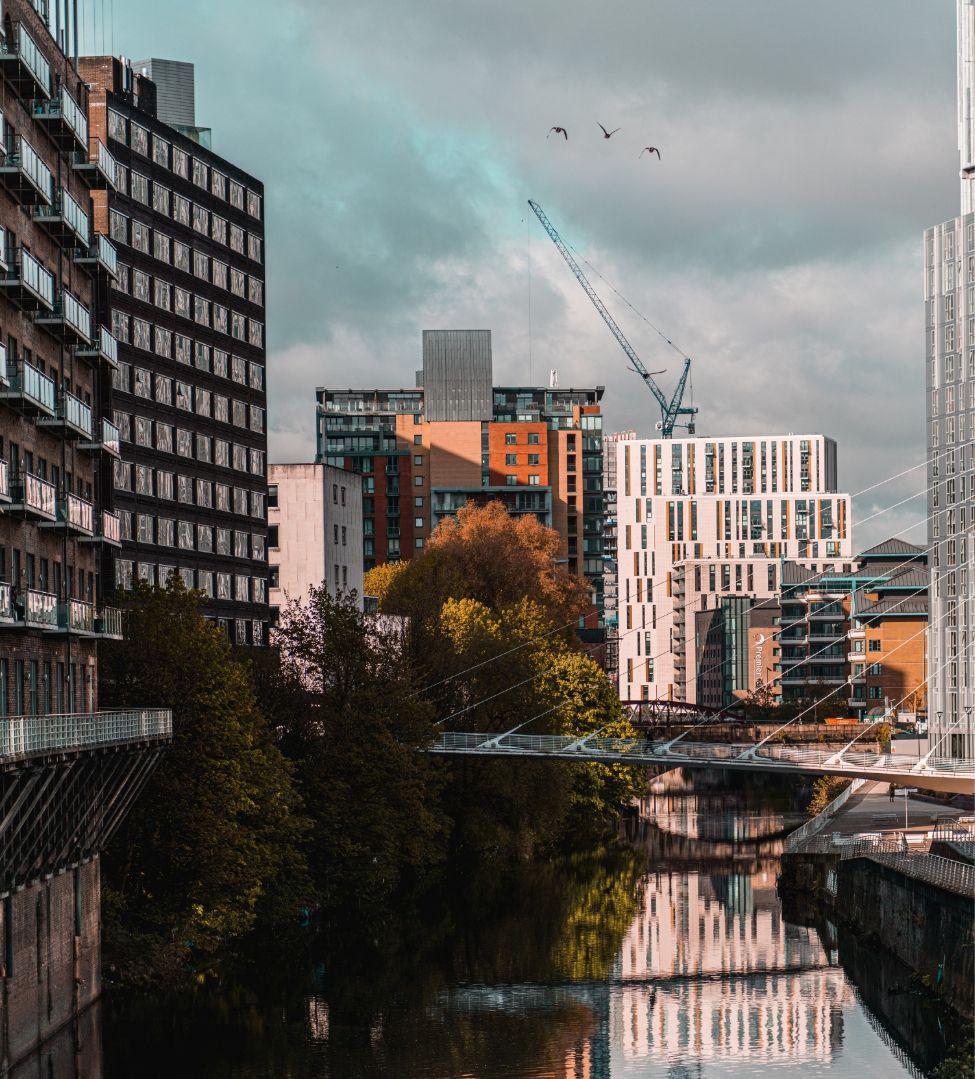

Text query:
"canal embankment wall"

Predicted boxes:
[[0, 858, 101, 1074]]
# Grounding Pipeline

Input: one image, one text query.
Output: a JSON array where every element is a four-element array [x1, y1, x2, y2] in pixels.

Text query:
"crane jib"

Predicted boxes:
[[527, 199, 698, 437]]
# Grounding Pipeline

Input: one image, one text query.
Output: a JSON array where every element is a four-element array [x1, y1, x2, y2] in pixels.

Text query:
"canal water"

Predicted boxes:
[[36, 770, 965, 1077]]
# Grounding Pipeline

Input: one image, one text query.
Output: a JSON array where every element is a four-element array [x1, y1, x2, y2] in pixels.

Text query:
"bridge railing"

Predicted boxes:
[[0, 709, 172, 763]]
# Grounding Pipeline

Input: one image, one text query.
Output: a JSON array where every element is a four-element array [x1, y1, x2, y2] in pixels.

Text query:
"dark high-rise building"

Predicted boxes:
[[78, 55, 269, 646], [0, 0, 122, 713]]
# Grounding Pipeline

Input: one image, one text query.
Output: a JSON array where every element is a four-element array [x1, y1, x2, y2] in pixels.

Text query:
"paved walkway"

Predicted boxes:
[[828, 781, 968, 843]]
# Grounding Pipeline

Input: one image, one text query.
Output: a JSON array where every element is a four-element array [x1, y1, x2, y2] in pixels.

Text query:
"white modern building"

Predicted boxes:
[[923, 0, 975, 757], [615, 434, 853, 703], [268, 463, 364, 613]]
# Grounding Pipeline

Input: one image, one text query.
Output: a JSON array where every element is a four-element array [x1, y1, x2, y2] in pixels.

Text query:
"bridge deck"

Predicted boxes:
[[429, 733, 975, 795], [0, 709, 172, 767]]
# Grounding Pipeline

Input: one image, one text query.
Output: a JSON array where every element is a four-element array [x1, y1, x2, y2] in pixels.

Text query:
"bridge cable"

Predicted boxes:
[[417, 447, 951, 701], [434, 495, 945, 728]]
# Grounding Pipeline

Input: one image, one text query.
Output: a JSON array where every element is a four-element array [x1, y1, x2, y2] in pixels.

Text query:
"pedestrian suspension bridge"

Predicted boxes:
[[428, 731, 975, 795]]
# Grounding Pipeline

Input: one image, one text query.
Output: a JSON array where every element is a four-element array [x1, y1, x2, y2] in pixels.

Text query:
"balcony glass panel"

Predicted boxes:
[[60, 290, 92, 341], [96, 233, 118, 275], [101, 418, 120, 455], [62, 390, 93, 436], [21, 471, 55, 516], [13, 359, 55, 410], [0, 581, 11, 620], [3, 135, 54, 202], [59, 88, 87, 145], [60, 188, 89, 241], [26, 589, 57, 628], [0, 458, 8, 498], [101, 509, 121, 544], [62, 598, 94, 633], [98, 607, 123, 637], [19, 248, 54, 306], [65, 493, 94, 532], [0, 341, 6, 383], [16, 23, 50, 96]]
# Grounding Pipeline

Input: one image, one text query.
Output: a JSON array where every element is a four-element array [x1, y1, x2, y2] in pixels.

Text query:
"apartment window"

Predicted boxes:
[[414, 476, 424, 487], [528, 454, 540, 466], [868, 639, 882, 652], [528, 433, 540, 445], [505, 433, 517, 445], [528, 475, 540, 485], [505, 453, 517, 465]]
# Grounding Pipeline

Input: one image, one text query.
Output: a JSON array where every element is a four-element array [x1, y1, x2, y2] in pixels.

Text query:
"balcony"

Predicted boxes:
[[0, 22, 51, 99], [57, 598, 95, 635], [0, 134, 53, 205], [23, 589, 57, 630], [36, 289, 92, 345], [0, 458, 8, 503], [75, 325, 118, 369], [71, 138, 117, 190], [32, 87, 87, 151], [38, 390, 93, 439], [80, 509, 122, 548], [96, 607, 123, 640], [0, 248, 55, 311], [0, 358, 55, 415], [9, 472, 56, 520], [33, 187, 90, 247], [40, 493, 94, 536], [74, 233, 118, 281], [79, 417, 121, 458], [0, 581, 13, 625]]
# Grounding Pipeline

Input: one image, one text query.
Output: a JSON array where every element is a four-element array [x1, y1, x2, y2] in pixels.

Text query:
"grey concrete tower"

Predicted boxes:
[[922, 0, 975, 756]]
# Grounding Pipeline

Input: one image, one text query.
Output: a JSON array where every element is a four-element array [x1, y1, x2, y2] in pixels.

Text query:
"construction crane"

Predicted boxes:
[[528, 199, 697, 437]]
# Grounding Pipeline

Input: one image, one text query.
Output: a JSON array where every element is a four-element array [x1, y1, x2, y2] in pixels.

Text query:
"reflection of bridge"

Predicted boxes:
[[429, 732, 975, 794]]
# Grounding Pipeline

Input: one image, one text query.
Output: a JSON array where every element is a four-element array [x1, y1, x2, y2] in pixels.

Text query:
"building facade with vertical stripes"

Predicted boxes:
[[615, 434, 852, 703], [922, 1, 975, 756]]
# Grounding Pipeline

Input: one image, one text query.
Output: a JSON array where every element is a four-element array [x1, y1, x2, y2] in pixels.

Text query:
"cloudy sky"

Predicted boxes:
[[84, 0, 958, 549]]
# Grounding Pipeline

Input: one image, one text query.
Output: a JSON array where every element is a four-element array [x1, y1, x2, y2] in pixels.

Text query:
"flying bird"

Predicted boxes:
[[640, 146, 661, 159], [597, 123, 620, 139], [548, 126, 568, 140]]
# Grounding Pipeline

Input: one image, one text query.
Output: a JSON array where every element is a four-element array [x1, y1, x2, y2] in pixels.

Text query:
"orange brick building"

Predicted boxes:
[[315, 331, 606, 631]]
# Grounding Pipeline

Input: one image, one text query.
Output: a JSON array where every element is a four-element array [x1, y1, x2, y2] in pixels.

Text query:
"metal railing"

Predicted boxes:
[[0, 708, 172, 762], [799, 836, 975, 898], [784, 778, 867, 852]]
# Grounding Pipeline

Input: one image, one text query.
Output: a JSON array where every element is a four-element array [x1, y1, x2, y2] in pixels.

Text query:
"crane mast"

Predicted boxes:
[[527, 199, 697, 437]]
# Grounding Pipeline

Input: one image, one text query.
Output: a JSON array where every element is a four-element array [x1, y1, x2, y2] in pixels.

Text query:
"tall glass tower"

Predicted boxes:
[[922, 1, 975, 756]]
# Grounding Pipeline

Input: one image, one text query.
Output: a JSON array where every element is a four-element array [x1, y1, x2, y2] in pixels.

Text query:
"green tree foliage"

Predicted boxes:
[[379, 502, 643, 861], [805, 776, 850, 818], [99, 579, 308, 984], [267, 586, 447, 921]]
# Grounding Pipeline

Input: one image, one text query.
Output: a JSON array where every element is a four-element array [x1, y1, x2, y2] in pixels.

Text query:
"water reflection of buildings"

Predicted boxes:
[[610, 867, 852, 1068]]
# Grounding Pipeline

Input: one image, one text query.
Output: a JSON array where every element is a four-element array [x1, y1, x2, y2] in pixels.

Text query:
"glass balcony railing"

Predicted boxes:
[[3, 247, 56, 309], [13, 471, 56, 518], [76, 325, 118, 367], [1, 358, 56, 413], [61, 390, 94, 437], [0, 22, 51, 98], [0, 134, 54, 203], [96, 607, 123, 639], [0, 581, 13, 622], [101, 509, 121, 545], [0, 458, 8, 501], [37, 289, 92, 343], [25, 589, 57, 629], [61, 492, 94, 534], [32, 87, 87, 149], [0, 341, 6, 385], [95, 232, 117, 275], [35, 187, 90, 245], [71, 138, 117, 190], [59, 598, 94, 634], [101, 417, 121, 455]]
